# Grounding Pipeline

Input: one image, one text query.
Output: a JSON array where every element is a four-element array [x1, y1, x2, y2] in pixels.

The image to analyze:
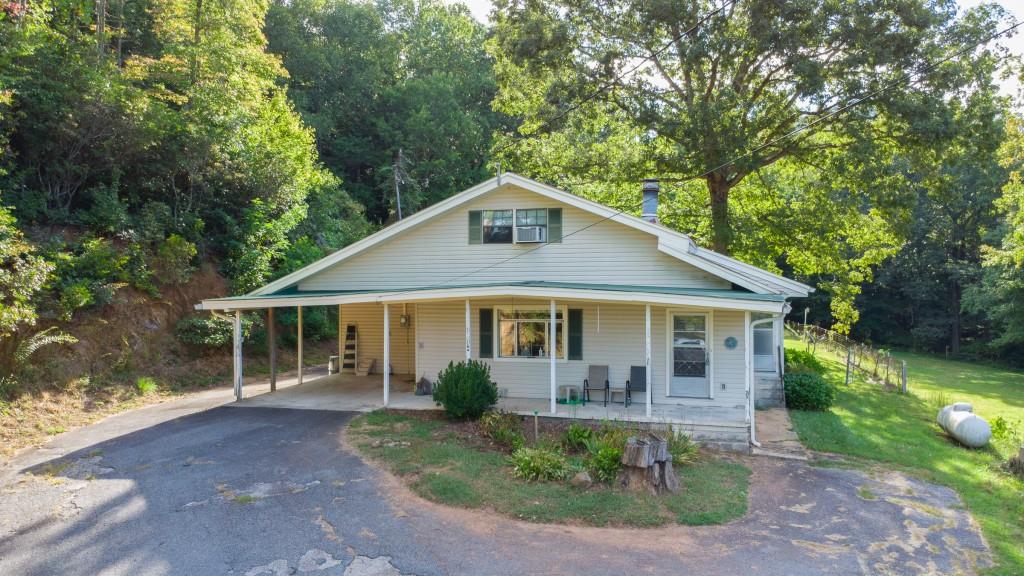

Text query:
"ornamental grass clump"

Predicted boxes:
[[509, 446, 568, 481], [432, 360, 498, 419]]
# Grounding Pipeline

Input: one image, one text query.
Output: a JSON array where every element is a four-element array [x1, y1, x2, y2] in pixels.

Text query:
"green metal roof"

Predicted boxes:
[[204, 281, 786, 303]]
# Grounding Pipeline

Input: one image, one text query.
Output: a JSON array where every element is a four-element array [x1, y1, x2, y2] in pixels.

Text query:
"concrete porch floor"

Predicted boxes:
[[233, 372, 747, 428]]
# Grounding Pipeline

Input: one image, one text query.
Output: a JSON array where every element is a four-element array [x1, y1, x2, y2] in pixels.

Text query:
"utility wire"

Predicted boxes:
[[383, 15, 1021, 301]]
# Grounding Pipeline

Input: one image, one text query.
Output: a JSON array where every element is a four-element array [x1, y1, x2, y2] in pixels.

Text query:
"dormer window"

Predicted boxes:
[[481, 210, 513, 243], [469, 208, 562, 245]]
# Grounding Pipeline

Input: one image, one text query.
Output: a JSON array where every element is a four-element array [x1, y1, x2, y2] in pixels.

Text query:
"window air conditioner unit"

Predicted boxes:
[[515, 226, 546, 243]]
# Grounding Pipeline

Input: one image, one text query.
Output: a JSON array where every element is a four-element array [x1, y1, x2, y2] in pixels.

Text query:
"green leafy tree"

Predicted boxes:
[[490, 0, 1009, 253], [266, 0, 508, 223]]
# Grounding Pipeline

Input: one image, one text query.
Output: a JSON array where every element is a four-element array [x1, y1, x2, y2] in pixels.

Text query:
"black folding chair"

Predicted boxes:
[[625, 365, 646, 408]]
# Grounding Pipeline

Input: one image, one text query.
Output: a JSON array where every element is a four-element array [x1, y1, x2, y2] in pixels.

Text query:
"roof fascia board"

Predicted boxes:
[[689, 245, 814, 295], [198, 286, 785, 313], [657, 239, 778, 295]]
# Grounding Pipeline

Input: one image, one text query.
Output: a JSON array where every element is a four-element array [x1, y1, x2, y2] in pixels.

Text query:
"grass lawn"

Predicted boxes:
[[785, 338, 1024, 575], [347, 410, 750, 527]]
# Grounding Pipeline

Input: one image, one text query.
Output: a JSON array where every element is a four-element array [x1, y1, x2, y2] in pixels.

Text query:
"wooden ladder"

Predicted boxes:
[[342, 324, 358, 374]]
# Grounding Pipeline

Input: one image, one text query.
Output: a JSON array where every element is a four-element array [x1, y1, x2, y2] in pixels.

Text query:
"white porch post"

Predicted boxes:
[[232, 310, 243, 401], [383, 303, 390, 406], [267, 308, 276, 392], [645, 304, 652, 418], [337, 304, 343, 372], [297, 305, 303, 386], [745, 311, 755, 444], [465, 300, 471, 360], [550, 299, 556, 414]]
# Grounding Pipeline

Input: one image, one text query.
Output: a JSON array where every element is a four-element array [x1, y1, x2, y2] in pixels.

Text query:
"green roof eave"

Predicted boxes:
[[200, 281, 786, 305]]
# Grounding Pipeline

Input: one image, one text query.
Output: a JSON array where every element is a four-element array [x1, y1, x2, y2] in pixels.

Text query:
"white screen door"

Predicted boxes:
[[670, 313, 709, 397]]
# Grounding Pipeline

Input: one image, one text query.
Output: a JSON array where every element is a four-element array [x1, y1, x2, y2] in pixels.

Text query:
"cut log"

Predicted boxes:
[[621, 436, 654, 468], [649, 434, 669, 462], [618, 434, 681, 494], [662, 455, 681, 493]]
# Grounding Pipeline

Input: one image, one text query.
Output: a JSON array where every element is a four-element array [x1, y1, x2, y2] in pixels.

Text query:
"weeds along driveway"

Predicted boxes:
[[0, 406, 991, 576]]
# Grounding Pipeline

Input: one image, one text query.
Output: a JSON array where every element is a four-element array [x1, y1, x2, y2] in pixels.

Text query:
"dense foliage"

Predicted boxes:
[[1, 0, 1023, 384], [432, 360, 498, 419], [784, 349, 825, 375], [784, 372, 836, 411]]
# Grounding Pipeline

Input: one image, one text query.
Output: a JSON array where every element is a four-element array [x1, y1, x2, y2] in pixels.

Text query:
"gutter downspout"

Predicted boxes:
[[749, 310, 785, 448]]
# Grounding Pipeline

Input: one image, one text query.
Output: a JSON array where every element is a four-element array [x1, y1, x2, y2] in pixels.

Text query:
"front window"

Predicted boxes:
[[482, 210, 513, 243], [498, 308, 564, 359]]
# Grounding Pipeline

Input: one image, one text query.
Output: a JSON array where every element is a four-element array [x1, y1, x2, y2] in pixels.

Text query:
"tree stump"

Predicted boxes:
[[618, 433, 681, 494]]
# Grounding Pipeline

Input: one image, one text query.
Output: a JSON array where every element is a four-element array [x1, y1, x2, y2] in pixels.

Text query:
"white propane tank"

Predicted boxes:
[[936, 403, 991, 448]]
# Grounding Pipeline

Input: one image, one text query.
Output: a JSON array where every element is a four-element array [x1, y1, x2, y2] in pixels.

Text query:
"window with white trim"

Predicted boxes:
[[497, 307, 565, 359]]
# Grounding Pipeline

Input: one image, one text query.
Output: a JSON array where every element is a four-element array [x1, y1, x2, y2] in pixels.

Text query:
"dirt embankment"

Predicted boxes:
[[1, 263, 236, 457]]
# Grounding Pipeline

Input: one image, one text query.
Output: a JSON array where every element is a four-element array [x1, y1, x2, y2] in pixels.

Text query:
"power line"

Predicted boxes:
[[385, 15, 1021, 300]]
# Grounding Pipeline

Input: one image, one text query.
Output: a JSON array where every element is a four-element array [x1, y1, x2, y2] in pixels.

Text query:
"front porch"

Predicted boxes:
[[232, 371, 750, 447]]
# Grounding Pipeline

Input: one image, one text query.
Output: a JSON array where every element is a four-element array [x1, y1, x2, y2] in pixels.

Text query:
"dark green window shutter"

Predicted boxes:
[[568, 308, 582, 360], [547, 208, 562, 243], [479, 308, 493, 358], [468, 210, 482, 244]]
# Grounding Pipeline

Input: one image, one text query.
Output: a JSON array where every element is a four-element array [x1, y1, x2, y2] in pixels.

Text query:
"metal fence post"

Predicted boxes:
[[901, 361, 908, 394]]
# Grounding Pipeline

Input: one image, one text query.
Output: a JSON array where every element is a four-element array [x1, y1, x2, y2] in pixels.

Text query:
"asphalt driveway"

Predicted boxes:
[[0, 405, 991, 575]]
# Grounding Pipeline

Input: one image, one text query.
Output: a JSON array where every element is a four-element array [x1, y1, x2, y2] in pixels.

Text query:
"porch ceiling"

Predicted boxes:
[[195, 281, 787, 313]]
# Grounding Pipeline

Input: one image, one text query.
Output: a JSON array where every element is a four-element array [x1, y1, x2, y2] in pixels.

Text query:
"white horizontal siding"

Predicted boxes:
[[414, 299, 748, 423], [338, 302, 415, 376], [298, 185, 729, 291]]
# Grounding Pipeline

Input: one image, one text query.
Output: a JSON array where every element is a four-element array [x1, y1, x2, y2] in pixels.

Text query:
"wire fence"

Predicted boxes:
[[786, 321, 908, 393]]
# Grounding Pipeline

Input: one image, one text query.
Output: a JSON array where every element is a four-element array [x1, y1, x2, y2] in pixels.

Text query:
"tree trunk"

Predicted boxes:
[[190, 0, 203, 85], [949, 279, 961, 356], [707, 175, 732, 254]]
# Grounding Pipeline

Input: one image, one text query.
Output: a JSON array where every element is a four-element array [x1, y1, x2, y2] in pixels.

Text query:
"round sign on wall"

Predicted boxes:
[[724, 336, 738, 350]]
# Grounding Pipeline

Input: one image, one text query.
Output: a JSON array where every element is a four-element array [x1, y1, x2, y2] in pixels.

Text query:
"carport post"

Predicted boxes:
[[233, 310, 243, 401], [297, 305, 303, 386], [268, 308, 276, 391], [383, 303, 390, 406]]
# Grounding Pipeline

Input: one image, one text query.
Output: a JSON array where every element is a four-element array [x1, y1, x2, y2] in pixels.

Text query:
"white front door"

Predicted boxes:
[[669, 313, 710, 398]]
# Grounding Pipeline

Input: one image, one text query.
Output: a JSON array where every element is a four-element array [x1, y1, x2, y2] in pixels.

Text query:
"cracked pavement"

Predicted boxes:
[[0, 406, 992, 575]]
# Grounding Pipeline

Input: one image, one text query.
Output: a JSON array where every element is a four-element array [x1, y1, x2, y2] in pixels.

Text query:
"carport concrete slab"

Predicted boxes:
[[233, 373, 431, 412]]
